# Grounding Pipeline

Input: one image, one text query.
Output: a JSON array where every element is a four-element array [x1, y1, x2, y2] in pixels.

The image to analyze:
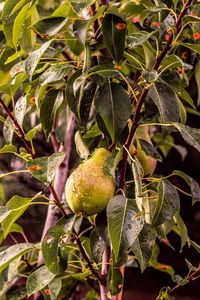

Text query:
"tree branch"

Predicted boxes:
[[0, 96, 35, 158], [169, 264, 200, 295], [119, 0, 194, 189]]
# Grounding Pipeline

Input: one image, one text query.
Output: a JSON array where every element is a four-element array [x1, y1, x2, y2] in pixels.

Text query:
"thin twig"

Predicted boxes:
[[169, 265, 200, 295], [73, 227, 105, 285], [100, 246, 110, 300], [0, 96, 35, 157]]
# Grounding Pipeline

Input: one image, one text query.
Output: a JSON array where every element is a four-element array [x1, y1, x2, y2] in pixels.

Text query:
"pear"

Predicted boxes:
[[65, 148, 115, 215]]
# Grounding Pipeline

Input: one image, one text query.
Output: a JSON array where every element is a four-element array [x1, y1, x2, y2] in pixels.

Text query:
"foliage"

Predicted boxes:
[[0, 0, 200, 299]]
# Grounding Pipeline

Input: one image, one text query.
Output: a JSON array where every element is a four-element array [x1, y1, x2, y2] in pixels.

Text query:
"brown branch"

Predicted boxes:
[[0, 96, 35, 158], [119, 0, 194, 189], [99, 246, 110, 300], [73, 227, 105, 285]]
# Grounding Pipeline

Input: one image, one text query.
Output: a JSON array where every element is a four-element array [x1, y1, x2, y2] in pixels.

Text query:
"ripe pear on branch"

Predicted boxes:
[[65, 148, 115, 216], [133, 125, 157, 176]]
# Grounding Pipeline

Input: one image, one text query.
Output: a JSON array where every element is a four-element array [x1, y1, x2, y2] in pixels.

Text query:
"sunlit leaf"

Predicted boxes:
[[26, 265, 55, 296], [25, 40, 52, 80], [0, 243, 38, 272], [27, 152, 66, 185]]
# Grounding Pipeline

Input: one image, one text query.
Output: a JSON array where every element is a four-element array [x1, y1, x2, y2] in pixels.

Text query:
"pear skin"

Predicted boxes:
[[65, 148, 115, 215]]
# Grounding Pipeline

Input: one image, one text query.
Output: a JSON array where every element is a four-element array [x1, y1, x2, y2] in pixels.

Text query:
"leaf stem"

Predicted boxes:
[[169, 264, 200, 295], [0, 96, 35, 158]]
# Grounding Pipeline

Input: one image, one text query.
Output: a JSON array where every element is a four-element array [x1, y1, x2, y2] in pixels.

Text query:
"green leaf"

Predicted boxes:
[[108, 265, 123, 296], [2, 0, 21, 46], [15, 94, 27, 126], [139, 139, 162, 162], [94, 82, 131, 141], [160, 54, 183, 71], [27, 152, 66, 185], [131, 223, 157, 272], [1, 195, 35, 238], [74, 130, 90, 159], [40, 63, 72, 86], [33, 17, 68, 37], [177, 42, 200, 55], [173, 212, 189, 251], [25, 125, 42, 142], [172, 170, 200, 204], [195, 60, 200, 106], [149, 81, 179, 123], [190, 240, 200, 253], [12, 3, 29, 48], [3, 117, 15, 144], [90, 228, 106, 264], [0, 243, 37, 272], [25, 40, 52, 80], [156, 287, 174, 300], [0, 144, 17, 155], [89, 65, 118, 78], [174, 123, 200, 154], [26, 265, 56, 296], [40, 90, 64, 138], [0, 207, 12, 223], [42, 222, 74, 275], [47, 278, 62, 300], [102, 14, 127, 63], [128, 31, 156, 48], [152, 180, 180, 227], [107, 195, 144, 262], [52, 1, 80, 18]]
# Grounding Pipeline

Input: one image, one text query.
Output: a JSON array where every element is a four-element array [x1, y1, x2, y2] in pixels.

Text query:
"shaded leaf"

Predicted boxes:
[[109, 265, 123, 296], [40, 90, 64, 138], [174, 123, 200, 154], [25, 40, 52, 80], [90, 228, 106, 264], [172, 170, 200, 204], [27, 152, 66, 185], [33, 17, 68, 37], [195, 60, 200, 106], [0, 243, 37, 272], [128, 31, 156, 48], [149, 81, 179, 123], [177, 42, 200, 55], [139, 139, 162, 162], [131, 223, 157, 272], [152, 180, 180, 227], [107, 195, 144, 262], [173, 212, 189, 252], [26, 265, 55, 296], [94, 82, 131, 141], [40, 63, 72, 86], [102, 14, 126, 63], [42, 225, 68, 275], [160, 54, 183, 71]]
